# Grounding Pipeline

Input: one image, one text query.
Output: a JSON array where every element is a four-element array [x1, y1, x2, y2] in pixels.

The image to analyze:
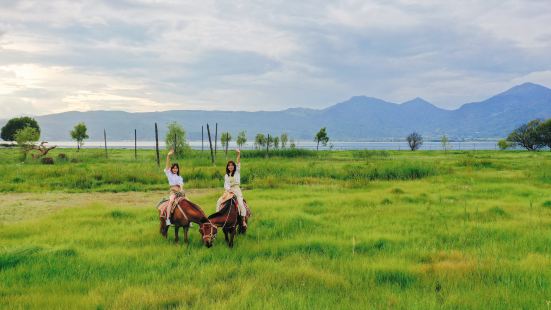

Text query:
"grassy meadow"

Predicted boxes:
[[0, 147, 550, 309]]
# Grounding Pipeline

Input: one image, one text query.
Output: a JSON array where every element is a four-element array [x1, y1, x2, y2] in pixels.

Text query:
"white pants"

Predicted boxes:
[[216, 186, 246, 216]]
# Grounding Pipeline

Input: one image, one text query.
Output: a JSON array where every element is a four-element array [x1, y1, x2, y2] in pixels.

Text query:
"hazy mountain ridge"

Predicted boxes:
[[1, 83, 550, 141]]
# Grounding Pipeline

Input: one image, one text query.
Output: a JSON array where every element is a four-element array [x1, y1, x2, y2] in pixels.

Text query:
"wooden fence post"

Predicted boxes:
[[134, 129, 137, 160], [155, 123, 160, 167], [207, 123, 215, 165], [103, 129, 108, 159], [214, 123, 218, 158]]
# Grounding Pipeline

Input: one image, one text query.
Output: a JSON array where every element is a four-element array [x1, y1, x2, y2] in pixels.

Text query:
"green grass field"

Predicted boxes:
[[0, 148, 550, 309]]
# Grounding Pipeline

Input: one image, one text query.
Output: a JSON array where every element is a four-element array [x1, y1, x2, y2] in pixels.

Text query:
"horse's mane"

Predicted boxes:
[[179, 199, 209, 223], [208, 199, 234, 220]]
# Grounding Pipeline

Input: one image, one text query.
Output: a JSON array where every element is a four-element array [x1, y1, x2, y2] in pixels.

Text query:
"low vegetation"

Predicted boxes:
[[0, 148, 549, 309]]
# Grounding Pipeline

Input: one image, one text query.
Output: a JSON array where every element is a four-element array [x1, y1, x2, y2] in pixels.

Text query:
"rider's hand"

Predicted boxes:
[[168, 148, 174, 156], [236, 148, 241, 154]]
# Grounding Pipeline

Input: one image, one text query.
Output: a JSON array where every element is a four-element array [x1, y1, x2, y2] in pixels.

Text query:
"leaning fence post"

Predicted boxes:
[[207, 123, 215, 165]]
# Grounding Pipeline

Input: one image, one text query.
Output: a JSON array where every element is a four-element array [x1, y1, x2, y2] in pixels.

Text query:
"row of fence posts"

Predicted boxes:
[[99, 125, 500, 163], [101, 122, 220, 166]]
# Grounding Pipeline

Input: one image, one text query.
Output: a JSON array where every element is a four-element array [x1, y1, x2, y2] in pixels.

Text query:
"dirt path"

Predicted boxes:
[[0, 189, 216, 224]]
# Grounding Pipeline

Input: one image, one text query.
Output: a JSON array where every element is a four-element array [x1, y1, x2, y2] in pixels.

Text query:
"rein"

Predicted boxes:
[[176, 201, 217, 240], [220, 198, 237, 229]]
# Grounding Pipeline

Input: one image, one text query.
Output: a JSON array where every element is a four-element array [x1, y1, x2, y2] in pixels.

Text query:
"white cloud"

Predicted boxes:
[[0, 0, 550, 118]]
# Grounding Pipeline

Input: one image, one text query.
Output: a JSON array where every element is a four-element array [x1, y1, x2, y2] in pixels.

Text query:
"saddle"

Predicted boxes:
[[157, 196, 187, 215], [216, 193, 251, 217]]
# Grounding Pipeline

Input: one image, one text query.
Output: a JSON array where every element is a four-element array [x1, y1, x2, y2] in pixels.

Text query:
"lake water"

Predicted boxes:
[[43, 140, 502, 151]]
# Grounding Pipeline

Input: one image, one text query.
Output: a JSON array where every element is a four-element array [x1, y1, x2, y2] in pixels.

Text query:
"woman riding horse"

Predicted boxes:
[[159, 149, 217, 247], [216, 149, 247, 229], [163, 148, 184, 227]]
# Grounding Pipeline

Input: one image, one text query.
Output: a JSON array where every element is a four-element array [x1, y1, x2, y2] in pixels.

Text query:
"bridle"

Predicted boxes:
[[201, 222, 218, 241], [176, 200, 217, 241]]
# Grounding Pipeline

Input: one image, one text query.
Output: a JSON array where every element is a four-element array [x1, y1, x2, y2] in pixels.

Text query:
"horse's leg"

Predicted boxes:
[[229, 227, 236, 248], [160, 218, 167, 238], [174, 226, 179, 244], [184, 226, 189, 244], [223, 228, 229, 244]]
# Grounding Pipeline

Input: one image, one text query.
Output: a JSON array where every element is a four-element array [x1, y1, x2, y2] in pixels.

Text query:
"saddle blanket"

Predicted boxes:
[[157, 196, 187, 215]]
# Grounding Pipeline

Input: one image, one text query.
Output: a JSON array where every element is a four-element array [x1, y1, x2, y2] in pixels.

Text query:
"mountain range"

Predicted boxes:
[[1, 82, 551, 141]]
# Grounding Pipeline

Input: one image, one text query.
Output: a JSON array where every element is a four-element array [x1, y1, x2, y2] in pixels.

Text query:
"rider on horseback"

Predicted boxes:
[[163, 149, 184, 226], [217, 149, 247, 229]]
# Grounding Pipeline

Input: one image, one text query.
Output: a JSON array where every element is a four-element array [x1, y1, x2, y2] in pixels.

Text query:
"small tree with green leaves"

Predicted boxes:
[[290, 139, 296, 149], [273, 136, 280, 149], [15, 127, 40, 160], [237, 131, 247, 149], [280, 133, 288, 148], [314, 127, 329, 151], [407, 132, 423, 151], [498, 139, 511, 150], [254, 133, 266, 149], [266, 134, 274, 151], [440, 135, 450, 152], [221, 132, 232, 157], [70, 122, 89, 151], [165, 122, 190, 158]]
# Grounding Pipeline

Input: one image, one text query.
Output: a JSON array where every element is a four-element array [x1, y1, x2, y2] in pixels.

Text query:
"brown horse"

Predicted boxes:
[[208, 196, 250, 247], [159, 198, 218, 248]]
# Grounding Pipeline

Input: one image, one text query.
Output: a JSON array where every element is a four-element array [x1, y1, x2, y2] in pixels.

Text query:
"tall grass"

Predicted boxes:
[[0, 149, 550, 308]]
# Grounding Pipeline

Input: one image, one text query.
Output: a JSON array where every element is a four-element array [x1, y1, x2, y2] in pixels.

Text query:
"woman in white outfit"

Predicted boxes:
[[163, 149, 184, 226], [217, 149, 247, 228]]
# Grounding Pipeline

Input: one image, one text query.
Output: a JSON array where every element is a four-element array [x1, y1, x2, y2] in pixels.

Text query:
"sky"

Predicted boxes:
[[1, 0, 551, 118]]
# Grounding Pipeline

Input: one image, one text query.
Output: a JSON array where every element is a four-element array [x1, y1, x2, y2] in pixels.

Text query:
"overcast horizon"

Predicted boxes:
[[2, 0, 551, 118]]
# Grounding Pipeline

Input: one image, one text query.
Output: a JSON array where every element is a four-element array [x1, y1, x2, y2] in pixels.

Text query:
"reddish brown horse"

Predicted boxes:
[[208, 196, 250, 248], [159, 198, 218, 248]]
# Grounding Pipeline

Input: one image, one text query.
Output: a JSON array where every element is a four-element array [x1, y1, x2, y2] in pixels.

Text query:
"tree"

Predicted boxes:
[[507, 120, 544, 151], [254, 133, 266, 149], [221, 132, 232, 157], [314, 127, 329, 151], [266, 134, 274, 151], [1, 117, 40, 141], [236, 131, 247, 149], [497, 139, 511, 150], [440, 135, 450, 152], [14, 127, 40, 160], [406, 132, 423, 151], [273, 136, 280, 149], [539, 118, 551, 150], [70, 122, 89, 151], [280, 133, 289, 148], [165, 122, 190, 158], [15, 127, 40, 147], [290, 139, 296, 149]]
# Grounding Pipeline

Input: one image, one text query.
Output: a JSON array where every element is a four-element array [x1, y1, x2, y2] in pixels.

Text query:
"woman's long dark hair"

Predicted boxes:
[[171, 163, 180, 176], [226, 161, 236, 177]]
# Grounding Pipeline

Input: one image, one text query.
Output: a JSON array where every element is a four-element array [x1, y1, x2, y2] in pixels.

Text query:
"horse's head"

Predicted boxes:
[[199, 222, 218, 248]]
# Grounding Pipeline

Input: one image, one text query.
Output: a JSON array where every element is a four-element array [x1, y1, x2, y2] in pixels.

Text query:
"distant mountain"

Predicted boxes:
[[1, 82, 550, 141]]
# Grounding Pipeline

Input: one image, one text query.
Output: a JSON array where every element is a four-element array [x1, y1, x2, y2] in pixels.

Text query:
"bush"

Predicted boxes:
[[41, 157, 54, 165], [497, 139, 510, 150]]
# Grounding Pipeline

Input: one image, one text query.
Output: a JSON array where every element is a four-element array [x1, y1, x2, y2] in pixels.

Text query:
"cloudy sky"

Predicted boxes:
[[1, 0, 551, 117]]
